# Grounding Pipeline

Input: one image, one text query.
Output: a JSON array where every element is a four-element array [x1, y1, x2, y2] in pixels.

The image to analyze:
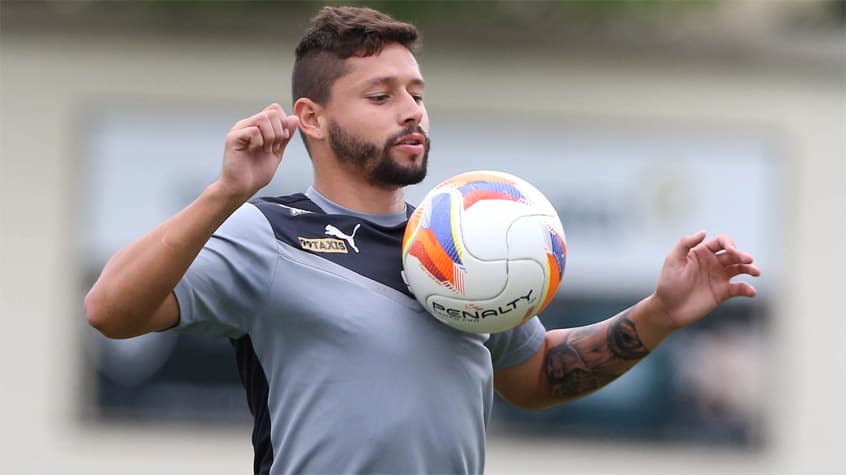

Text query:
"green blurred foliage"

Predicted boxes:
[[43, 0, 721, 47], [127, 0, 716, 24], [16, 0, 843, 43], [28, 0, 846, 27]]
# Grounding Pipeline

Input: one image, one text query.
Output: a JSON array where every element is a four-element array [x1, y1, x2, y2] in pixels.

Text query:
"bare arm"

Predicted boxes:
[[495, 232, 760, 409], [84, 184, 247, 338], [84, 104, 299, 339], [494, 298, 657, 409]]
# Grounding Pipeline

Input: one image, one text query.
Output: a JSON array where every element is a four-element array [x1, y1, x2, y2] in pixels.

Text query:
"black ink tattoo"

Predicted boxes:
[[544, 308, 650, 400], [544, 345, 610, 399], [608, 317, 650, 360]]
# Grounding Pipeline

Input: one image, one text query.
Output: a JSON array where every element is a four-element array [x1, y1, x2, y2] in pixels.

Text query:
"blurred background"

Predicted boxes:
[[1, 0, 844, 473]]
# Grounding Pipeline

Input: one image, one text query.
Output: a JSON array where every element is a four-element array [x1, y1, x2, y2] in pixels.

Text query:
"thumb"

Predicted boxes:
[[669, 230, 706, 263]]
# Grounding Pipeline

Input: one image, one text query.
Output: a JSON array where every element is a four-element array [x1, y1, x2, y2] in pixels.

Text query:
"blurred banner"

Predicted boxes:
[[86, 110, 781, 295], [82, 106, 776, 447]]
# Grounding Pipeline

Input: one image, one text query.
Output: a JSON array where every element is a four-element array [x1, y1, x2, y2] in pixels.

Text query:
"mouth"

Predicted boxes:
[[394, 133, 426, 147], [392, 133, 427, 156]]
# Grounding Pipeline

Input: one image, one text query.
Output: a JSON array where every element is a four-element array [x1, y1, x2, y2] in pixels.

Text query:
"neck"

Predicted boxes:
[[312, 169, 406, 215]]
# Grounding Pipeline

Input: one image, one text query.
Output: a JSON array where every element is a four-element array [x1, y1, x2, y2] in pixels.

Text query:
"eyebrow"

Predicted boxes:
[[360, 76, 425, 90]]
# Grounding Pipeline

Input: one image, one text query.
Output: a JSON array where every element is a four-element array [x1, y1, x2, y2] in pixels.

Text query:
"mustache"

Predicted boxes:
[[386, 125, 429, 146]]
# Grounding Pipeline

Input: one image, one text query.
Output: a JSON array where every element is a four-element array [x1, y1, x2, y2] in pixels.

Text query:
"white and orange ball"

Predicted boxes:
[[402, 171, 567, 333]]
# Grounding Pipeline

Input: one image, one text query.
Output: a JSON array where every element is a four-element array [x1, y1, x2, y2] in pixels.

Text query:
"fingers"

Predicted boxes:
[[669, 230, 706, 262], [263, 104, 288, 155], [285, 115, 300, 137], [716, 252, 739, 266], [711, 237, 760, 299], [230, 103, 299, 156], [255, 114, 277, 154], [705, 234, 735, 253], [264, 103, 283, 114], [716, 249, 754, 266], [227, 126, 264, 152], [701, 234, 755, 265], [726, 281, 757, 298], [724, 263, 761, 278], [263, 103, 298, 142]]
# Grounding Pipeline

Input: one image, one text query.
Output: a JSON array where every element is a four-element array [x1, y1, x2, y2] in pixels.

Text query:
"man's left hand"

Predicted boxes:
[[649, 231, 761, 332]]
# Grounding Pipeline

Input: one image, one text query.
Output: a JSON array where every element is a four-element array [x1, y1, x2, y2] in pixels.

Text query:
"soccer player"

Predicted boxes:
[[84, 6, 760, 474]]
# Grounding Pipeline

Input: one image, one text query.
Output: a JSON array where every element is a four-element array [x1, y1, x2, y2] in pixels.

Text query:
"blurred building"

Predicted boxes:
[[1, 1, 844, 474]]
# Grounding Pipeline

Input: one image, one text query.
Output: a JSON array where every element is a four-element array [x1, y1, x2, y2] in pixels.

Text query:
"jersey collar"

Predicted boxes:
[[305, 186, 409, 227]]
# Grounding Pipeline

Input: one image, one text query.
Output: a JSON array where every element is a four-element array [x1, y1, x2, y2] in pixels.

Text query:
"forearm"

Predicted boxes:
[[84, 181, 247, 337], [542, 296, 673, 404], [498, 232, 759, 409]]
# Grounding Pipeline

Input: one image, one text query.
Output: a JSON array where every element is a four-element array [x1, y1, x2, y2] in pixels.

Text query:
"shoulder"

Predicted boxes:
[[216, 201, 277, 241], [247, 193, 329, 247]]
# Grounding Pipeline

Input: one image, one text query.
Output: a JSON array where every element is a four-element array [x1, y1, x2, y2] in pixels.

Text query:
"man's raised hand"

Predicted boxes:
[[219, 103, 300, 201], [650, 231, 761, 332]]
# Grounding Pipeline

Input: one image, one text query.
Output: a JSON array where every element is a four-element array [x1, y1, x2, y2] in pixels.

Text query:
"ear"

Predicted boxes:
[[294, 98, 325, 142]]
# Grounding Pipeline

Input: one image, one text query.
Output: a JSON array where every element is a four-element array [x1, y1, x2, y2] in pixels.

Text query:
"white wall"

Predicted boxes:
[[1, 29, 843, 474]]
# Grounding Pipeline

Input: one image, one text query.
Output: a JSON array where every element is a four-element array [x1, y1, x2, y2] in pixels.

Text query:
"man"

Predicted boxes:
[[84, 6, 760, 474]]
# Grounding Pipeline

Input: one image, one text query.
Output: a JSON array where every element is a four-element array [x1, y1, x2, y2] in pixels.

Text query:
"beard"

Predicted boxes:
[[328, 120, 430, 187]]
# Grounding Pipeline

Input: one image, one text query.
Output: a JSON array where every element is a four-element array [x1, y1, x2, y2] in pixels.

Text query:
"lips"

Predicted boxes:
[[394, 133, 426, 147], [392, 132, 427, 157]]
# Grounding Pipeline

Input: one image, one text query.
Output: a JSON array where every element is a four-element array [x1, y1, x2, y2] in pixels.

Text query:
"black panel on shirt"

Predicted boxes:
[[230, 336, 273, 475], [250, 194, 415, 299]]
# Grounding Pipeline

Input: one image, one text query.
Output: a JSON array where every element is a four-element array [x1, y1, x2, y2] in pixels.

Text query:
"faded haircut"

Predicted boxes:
[[292, 6, 420, 107]]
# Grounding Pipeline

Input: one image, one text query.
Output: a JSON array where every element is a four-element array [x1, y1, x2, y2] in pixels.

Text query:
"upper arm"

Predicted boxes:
[[171, 203, 279, 338], [84, 285, 181, 339], [494, 334, 553, 410], [487, 317, 549, 409]]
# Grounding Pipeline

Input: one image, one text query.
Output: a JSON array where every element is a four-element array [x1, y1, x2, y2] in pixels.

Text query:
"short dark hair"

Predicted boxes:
[[292, 6, 420, 106]]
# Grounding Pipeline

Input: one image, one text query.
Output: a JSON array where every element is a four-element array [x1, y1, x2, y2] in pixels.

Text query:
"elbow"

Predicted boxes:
[[84, 287, 126, 339], [84, 288, 110, 335]]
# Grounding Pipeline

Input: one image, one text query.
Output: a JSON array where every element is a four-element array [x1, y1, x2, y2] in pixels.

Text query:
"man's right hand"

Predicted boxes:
[[218, 103, 300, 201], [85, 104, 300, 339]]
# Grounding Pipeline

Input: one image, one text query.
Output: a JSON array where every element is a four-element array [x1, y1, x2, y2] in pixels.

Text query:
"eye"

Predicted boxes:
[[368, 94, 389, 103], [411, 94, 424, 104]]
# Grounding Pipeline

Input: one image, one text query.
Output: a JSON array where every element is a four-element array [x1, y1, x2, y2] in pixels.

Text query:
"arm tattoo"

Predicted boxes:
[[607, 317, 650, 360], [544, 308, 649, 400]]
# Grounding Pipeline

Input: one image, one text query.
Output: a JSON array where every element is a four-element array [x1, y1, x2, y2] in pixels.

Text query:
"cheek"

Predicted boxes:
[[335, 116, 379, 142]]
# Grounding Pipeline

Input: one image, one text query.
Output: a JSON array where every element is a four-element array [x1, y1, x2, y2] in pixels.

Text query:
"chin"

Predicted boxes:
[[401, 155, 428, 176], [369, 160, 428, 187]]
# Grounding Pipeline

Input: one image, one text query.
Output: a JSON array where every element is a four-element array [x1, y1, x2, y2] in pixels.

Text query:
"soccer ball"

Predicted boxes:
[[402, 171, 567, 334]]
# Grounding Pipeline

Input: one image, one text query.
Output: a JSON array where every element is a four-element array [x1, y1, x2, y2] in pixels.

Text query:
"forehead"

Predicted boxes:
[[337, 43, 424, 90]]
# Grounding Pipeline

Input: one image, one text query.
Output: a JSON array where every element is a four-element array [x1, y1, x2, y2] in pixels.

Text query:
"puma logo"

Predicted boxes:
[[325, 224, 361, 253]]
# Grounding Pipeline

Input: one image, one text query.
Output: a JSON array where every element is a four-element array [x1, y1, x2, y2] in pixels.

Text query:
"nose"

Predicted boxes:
[[399, 91, 424, 127]]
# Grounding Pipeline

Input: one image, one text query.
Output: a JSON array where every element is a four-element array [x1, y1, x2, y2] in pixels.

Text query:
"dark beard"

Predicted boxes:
[[328, 120, 430, 187]]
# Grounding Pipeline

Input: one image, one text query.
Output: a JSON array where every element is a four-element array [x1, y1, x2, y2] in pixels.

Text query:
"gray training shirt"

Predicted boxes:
[[173, 187, 546, 474]]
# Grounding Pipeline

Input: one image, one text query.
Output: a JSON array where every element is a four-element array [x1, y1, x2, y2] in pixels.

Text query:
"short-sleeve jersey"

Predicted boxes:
[[173, 187, 546, 474]]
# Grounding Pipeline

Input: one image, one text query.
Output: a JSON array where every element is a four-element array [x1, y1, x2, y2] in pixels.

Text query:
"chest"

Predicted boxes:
[[251, 199, 493, 376], [255, 242, 490, 382]]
